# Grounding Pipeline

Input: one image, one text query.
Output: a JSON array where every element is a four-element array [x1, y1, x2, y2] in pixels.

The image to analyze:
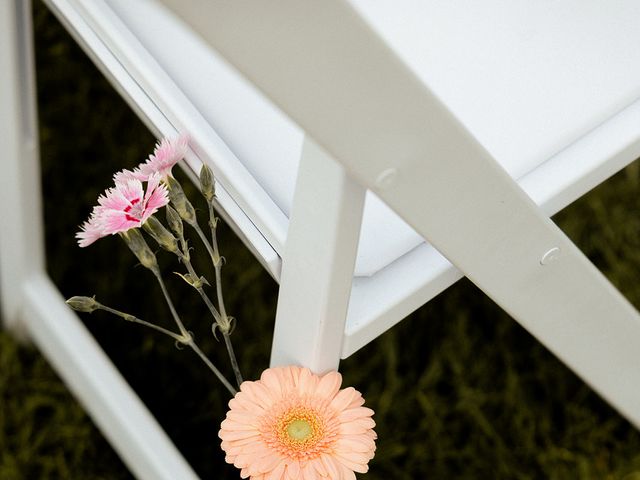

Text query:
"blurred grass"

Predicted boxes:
[[2, 1, 640, 478]]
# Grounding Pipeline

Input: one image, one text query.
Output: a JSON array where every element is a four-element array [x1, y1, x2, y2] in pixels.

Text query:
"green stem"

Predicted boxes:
[[178, 236, 243, 387], [222, 331, 243, 387], [98, 305, 185, 342], [206, 204, 229, 322], [180, 254, 222, 323], [188, 340, 237, 396], [97, 303, 236, 395], [153, 269, 189, 337]]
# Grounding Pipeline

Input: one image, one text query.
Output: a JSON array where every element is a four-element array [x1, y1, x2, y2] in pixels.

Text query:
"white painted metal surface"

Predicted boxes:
[[22, 275, 201, 480], [270, 138, 366, 373], [343, 94, 640, 357], [161, 0, 640, 429], [0, 0, 43, 338], [1, 2, 201, 478]]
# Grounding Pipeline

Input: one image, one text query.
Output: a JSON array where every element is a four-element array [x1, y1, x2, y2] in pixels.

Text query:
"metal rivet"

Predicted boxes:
[[540, 247, 561, 265], [375, 168, 398, 190]]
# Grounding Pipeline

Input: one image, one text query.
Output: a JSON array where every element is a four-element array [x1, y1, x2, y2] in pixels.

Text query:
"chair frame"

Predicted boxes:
[[0, 1, 199, 479], [3, 1, 640, 479], [162, 0, 640, 429]]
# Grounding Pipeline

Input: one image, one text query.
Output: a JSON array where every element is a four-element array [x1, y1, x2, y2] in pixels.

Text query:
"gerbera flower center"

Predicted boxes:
[[266, 405, 329, 460], [286, 419, 313, 441]]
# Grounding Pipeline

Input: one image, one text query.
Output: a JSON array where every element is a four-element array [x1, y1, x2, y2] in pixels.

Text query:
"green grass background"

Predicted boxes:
[[2, 2, 640, 478]]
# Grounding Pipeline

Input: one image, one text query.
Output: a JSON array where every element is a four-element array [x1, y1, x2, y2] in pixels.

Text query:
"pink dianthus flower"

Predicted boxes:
[[131, 134, 189, 181], [76, 173, 169, 247]]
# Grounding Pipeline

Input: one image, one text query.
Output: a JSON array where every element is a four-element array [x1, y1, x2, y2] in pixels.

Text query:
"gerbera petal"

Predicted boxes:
[[260, 368, 284, 398], [297, 368, 319, 394], [346, 395, 366, 409], [300, 462, 317, 480], [334, 450, 373, 466], [338, 422, 370, 435], [320, 454, 341, 479], [220, 418, 260, 432], [338, 407, 375, 423], [285, 460, 300, 480], [329, 387, 358, 413], [316, 371, 342, 400], [265, 462, 286, 480], [310, 458, 328, 478], [255, 453, 283, 473], [220, 429, 262, 442], [334, 452, 369, 474], [338, 462, 357, 480], [247, 381, 279, 408], [227, 410, 261, 424]]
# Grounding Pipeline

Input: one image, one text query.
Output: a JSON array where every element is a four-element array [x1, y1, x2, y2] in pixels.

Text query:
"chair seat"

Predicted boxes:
[[350, 0, 640, 179], [100, 0, 640, 277]]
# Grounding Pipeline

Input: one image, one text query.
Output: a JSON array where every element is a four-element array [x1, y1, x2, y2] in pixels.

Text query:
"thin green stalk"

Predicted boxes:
[[180, 254, 222, 323], [153, 269, 189, 337], [193, 222, 216, 266], [188, 340, 237, 396], [178, 234, 243, 387], [207, 204, 229, 322], [207, 204, 243, 386], [222, 332, 243, 387], [99, 305, 184, 342], [96, 303, 236, 396]]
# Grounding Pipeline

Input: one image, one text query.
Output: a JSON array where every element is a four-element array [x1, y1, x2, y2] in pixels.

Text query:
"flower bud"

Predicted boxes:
[[121, 229, 158, 271], [165, 205, 183, 238], [199, 164, 216, 202], [166, 176, 197, 226], [66, 296, 100, 313], [143, 216, 179, 253]]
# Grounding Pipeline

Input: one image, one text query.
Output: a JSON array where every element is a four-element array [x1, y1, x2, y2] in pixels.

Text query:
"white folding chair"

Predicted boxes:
[[3, 1, 640, 478]]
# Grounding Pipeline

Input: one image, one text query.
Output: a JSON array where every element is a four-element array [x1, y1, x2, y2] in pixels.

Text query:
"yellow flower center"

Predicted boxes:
[[271, 406, 326, 459], [287, 419, 313, 441]]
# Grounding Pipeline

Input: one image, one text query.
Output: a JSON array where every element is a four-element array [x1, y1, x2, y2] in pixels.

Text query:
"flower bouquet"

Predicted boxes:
[[66, 136, 376, 479]]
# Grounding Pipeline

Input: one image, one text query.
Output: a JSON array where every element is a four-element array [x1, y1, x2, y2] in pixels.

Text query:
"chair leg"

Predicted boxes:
[[0, 0, 43, 338], [270, 137, 366, 374]]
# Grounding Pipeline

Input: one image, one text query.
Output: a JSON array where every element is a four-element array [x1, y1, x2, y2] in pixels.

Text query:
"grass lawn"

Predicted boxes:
[[2, 2, 640, 478]]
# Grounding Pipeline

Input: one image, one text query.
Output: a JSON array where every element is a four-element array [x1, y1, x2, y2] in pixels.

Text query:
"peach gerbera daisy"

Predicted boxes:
[[219, 366, 376, 480]]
